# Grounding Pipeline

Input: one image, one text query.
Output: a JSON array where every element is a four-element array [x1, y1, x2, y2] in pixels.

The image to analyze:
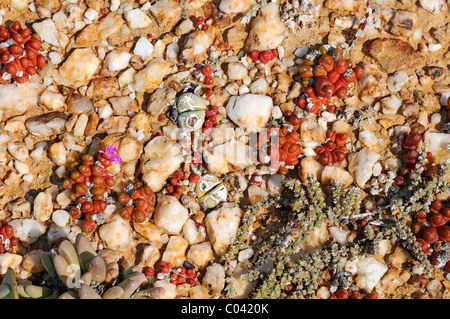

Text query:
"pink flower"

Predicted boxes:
[[99, 144, 122, 164]]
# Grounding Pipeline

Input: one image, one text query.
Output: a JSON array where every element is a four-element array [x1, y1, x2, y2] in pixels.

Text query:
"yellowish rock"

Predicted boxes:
[[321, 166, 354, 188], [244, 2, 286, 52], [161, 235, 189, 267], [186, 242, 214, 268], [150, 0, 182, 30], [133, 58, 170, 93], [76, 12, 124, 45], [58, 48, 101, 87]]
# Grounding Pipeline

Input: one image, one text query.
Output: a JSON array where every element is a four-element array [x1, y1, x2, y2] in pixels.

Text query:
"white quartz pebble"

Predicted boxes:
[[134, 37, 154, 61], [105, 50, 131, 71], [52, 210, 70, 227]]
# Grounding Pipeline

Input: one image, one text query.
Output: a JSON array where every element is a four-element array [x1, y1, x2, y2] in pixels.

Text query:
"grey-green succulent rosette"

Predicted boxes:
[[172, 92, 208, 132], [195, 173, 228, 210]]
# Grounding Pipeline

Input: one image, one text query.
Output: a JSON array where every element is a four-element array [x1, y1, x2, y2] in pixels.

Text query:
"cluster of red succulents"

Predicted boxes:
[[163, 170, 186, 199], [0, 21, 46, 85], [413, 200, 450, 271], [329, 288, 378, 299], [202, 105, 219, 134], [117, 184, 156, 223], [250, 48, 279, 64], [64, 153, 115, 232], [297, 46, 363, 114], [314, 131, 348, 166], [195, 16, 209, 31], [193, 64, 214, 86], [144, 261, 198, 286], [0, 221, 19, 253], [394, 133, 433, 186], [257, 115, 303, 173]]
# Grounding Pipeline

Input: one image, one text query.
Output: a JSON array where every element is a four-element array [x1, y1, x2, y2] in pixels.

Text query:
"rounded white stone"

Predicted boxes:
[[52, 210, 70, 227]]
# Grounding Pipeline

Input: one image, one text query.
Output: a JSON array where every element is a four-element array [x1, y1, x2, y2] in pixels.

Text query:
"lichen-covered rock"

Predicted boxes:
[[140, 136, 184, 192], [244, 2, 286, 52], [154, 195, 189, 234], [204, 203, 242, 256]]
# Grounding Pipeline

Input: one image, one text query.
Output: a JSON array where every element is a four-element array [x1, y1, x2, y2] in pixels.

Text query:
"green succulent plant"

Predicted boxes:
[[40, 233, 164, 299], [175, 92, 208, 132], [0, 268, 53, 299], [0, 268, 19, 299], [195, 173, 228, 209]]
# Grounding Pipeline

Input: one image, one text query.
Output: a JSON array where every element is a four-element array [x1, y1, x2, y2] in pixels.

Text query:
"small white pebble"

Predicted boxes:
[[412, 264, 424, 275], [303, 147, 316, 156], [23, 173, 33, 183], [271, 106, 283, 119], [294, 47, 308, 57], [372, 163, 382, 177], [430, 113, 441, 124], [52, 210, 70, 227], [428, 43, 442, 52], [14, 161, 29, 175]]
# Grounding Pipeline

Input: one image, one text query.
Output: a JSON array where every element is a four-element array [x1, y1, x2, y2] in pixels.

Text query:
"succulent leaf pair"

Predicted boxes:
[[195, 174, 228, 209], [0, 268, 52, 299], [40, 233, 163, 299], [175, 92, 208, 132]]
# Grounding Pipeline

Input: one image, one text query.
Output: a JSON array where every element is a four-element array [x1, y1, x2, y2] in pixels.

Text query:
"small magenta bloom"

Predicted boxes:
[[99, 144, 122, 164]]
